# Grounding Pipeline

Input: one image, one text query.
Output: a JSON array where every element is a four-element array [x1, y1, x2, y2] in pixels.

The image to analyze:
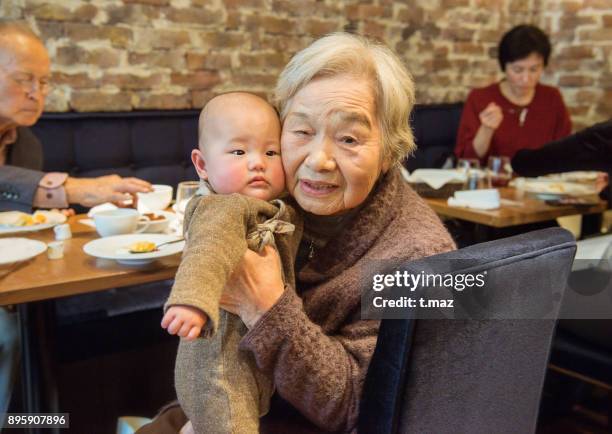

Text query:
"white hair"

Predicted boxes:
[[275, 32, 416, 167]]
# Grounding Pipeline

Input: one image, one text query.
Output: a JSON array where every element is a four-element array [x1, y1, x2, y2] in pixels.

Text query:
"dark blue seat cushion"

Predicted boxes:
[[359, 316, 416, 434], [359, 227, 576, 434], [32, 110, 200, 188], [406, 102, 463, 171]]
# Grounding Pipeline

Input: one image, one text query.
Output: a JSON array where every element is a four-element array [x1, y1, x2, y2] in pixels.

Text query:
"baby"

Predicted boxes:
[[162, 92, 302, 434]]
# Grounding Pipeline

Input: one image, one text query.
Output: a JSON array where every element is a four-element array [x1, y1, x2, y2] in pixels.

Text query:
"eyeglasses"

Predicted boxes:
[[1, 68, 51, 95]]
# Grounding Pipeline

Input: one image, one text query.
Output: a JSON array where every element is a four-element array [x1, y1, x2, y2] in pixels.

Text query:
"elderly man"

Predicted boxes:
[[0, 21, 152, 211], [0, 21, 151, 421]]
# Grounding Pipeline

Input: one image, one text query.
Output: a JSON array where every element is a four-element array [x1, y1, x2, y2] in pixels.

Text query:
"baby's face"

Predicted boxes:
[[198, 103, 285, 201]]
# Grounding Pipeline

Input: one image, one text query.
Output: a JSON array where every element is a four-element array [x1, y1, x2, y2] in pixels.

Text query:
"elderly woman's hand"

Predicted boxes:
[[219, 245, 285, 329]]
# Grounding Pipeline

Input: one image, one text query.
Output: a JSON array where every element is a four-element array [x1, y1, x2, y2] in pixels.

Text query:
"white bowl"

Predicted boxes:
[[140, 210, 176, 233], [137, 184, 173, 211]]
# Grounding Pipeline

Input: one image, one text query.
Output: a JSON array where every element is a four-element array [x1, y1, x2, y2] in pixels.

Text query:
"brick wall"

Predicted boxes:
[[1, 0, 610, 129]]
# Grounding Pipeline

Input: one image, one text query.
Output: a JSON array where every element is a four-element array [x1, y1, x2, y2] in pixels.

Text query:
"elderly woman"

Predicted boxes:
[[454, 24, 571, 164], [139, 32, 455, 434]]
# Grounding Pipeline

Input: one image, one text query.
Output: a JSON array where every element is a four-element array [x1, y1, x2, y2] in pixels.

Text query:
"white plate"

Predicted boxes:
[[519, 180, 598, 199], [0, 211, 67, 235], [541, 171, 603, 183], [83, 234, 185, 265], [0, 238, 47, 266]]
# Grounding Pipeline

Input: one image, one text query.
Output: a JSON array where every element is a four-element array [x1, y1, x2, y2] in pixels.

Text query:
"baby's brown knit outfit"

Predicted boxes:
[[165, 192, 302, 434]]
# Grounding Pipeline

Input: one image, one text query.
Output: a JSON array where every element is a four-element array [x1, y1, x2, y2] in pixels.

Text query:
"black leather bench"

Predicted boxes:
[[32, 104, 464, 185], [407, 102, 463, 171], [32, 110, 201, 187]]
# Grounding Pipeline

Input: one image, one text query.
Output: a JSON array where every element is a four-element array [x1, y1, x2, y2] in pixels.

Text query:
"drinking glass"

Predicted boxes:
[[175, 181, 200, 214], [456, 158, 481, 173], [486, 156, 512, 188], [457, 158, 482, 189]]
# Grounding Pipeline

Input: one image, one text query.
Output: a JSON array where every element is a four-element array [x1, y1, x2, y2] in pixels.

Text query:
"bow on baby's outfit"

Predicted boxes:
[[198, 180, 295, 250], [247, 199, 295, 251]]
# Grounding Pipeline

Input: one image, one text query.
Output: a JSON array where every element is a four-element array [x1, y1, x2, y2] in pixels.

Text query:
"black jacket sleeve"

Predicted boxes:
[[512, 120, 612, 176], [1, 128, 45, 211]]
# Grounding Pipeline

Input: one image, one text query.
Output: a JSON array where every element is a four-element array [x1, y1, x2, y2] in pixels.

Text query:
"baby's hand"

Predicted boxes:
[[161, 305, 208, 341]]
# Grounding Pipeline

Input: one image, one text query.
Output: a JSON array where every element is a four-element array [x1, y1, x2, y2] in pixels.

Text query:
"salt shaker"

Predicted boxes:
[[54, 223, 72, 240], [47, 241, 64, 260]]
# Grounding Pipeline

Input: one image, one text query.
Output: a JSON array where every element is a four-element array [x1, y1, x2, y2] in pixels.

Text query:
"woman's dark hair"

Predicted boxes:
[[497, 24, 551, 70]]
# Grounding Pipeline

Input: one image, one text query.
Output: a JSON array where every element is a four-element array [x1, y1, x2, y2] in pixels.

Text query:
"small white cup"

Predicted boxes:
[[137, 184, 173, 211], [54, 223, 72, 240], [47, 241, 64, 260], [93, 209, 150, 237]]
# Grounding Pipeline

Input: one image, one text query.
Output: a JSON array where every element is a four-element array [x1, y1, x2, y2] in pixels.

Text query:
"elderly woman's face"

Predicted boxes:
[[281, 75, 386, 216]]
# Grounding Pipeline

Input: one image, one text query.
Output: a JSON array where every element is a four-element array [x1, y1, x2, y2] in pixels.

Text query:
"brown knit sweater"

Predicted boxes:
[[239, 167, 456, 433], [165, 193, 302, 336]]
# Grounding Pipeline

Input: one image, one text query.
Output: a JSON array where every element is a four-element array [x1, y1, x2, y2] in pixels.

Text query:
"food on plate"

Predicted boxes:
[[0, 210, 66, 233], [16, 212, 47, 226], [543, 183, 566, 193], [129, 241, 157, 253], [515, 179, 598, 196], [541, 171, 602, 184], [143, 213, 166, 221], [0, 211, 49, 227]]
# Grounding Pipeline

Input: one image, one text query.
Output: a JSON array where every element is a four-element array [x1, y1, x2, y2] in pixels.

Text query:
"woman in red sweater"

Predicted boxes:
[[454, 24, 571, 164]]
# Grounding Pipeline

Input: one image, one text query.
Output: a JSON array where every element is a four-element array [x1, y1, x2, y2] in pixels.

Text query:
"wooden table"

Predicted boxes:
[[0, 215, 181, 433], [0, 215, 180, 305], [424, 187, 608, 228]]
